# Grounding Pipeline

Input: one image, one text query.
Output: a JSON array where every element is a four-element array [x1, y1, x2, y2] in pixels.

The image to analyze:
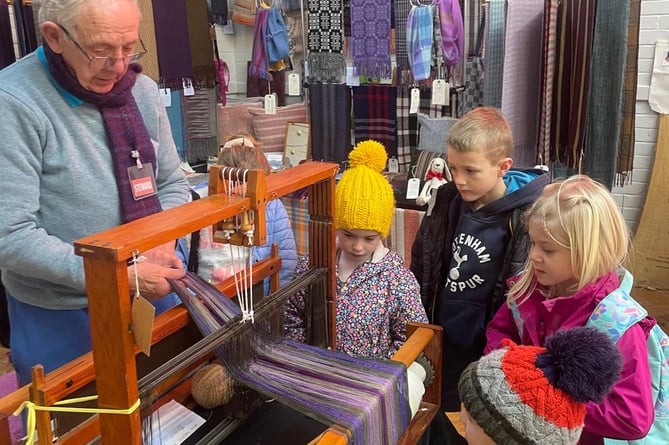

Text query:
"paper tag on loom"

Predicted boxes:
[[406, 177, 421, 199], [132, 293, 155, 357], [431, 79, 449, 105]]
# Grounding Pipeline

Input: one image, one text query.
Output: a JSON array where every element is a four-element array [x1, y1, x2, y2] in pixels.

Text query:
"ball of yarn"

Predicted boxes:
[[191, 363, 235, 409]]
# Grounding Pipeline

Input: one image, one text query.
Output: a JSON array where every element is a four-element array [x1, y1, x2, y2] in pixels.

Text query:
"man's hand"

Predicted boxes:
[[127, 241, 186, 300]]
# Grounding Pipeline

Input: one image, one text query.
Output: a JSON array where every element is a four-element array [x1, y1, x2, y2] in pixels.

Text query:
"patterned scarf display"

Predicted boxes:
[[43, 44, 162, 223], [352, 86, 397, 158], [394, 0, 412, 79], [617, 0, 641, 185], [582, 0, 630, 189], [437, 0, 464, 68], [186, 0, 216, 85], [350, 0, 392, 79], [551, 0, 596, 169], [182, 87, 219, 163], [537, 0, 559, 166], [484, 0, 505, 108], [407, 4, 433, 82], [249, 7, 272, 81], [501, 0, 543, 168], [151, 0, 193, 88], [306, 0, 346, 82], [211, 0, 229, 25], [308, 84, 351, 164]]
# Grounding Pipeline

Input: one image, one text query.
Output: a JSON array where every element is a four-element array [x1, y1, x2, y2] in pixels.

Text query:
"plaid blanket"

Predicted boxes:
[[352, 85, 398, 158], [281, 196, 310, 256], [386, 208, 425, 268]]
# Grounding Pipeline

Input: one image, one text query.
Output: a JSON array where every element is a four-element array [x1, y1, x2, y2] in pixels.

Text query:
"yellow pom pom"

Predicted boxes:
[[348, 140, 387, 172]]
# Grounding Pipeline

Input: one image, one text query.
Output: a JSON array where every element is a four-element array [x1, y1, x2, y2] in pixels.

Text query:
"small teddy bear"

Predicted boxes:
[[416, 157, 450, 215]]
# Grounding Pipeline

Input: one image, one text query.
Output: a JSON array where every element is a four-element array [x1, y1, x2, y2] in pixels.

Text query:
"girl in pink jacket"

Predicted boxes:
[[485, 175, 654, 445]]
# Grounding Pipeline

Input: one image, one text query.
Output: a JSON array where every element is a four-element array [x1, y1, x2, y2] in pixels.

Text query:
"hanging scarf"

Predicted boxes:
[[407, 5, 433, 82], [350, 0, 392, 79], [249, 7, 272, 81], [306, 0, 346, 82], [43, 44, 162, 223], [437, 0, 464, 67]]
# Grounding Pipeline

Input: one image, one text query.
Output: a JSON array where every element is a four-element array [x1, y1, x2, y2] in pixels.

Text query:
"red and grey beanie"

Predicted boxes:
[[458, 327, 622, 445]]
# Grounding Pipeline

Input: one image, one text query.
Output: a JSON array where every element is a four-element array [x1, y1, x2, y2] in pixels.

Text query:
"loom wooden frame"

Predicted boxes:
[[0, 161, 442, 444]]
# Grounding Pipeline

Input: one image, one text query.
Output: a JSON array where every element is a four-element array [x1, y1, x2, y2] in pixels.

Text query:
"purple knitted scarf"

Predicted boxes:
[[44, 44, 162, 223]]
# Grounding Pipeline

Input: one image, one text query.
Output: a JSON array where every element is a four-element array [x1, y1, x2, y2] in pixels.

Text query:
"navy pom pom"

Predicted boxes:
[[536, 327, 622, 403]]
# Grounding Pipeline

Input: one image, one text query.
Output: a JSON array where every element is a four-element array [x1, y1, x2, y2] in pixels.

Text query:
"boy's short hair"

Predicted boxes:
[[446, 106, 513, 162]]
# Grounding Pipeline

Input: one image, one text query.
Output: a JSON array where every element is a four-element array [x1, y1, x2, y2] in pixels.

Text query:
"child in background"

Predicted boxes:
[[410, 107, 550, 414], [284, 140, 428, 359], [195, 135, 297, 295], [485, 175, 654, 444], [459, 327, 622, 445]]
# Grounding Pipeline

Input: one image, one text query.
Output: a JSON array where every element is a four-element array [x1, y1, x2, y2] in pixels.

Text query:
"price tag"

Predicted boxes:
[[431, 79, 448, 105], [288, 73, 301, 96], [388, 157, 399, 173], [409, 88, 420, 114], [183, 78, 195, 96], [159, 88, 171, 107], [406, 177, 421, 199], [264, 94, 277, 114], [131, 293, 155, 357]]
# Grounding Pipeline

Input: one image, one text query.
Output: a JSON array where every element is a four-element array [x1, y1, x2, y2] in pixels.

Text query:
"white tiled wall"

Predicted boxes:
[[612, 0, 668, 234]]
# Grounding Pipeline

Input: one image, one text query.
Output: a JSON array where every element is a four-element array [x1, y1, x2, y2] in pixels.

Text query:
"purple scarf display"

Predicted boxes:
[[44, 44, 162, 223], [350, 0, 392, 79]]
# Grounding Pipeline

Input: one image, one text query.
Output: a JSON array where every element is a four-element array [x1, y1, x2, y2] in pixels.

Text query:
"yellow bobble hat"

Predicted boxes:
[[335, 140, 394, 237]]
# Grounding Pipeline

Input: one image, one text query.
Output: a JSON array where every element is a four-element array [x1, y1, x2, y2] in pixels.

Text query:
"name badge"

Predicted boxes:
[[128, 163, 158, 200]]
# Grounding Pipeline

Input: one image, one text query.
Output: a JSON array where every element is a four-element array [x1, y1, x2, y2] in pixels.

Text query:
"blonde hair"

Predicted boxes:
[[509, 175, 630, 303], [446, 106, 513, 162], [218, 133, 270, 175]]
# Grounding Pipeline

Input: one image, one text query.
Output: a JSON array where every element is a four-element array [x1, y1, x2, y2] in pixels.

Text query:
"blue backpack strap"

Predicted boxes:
[[586, 269, 646, 343], [509, 300, 524, 339]]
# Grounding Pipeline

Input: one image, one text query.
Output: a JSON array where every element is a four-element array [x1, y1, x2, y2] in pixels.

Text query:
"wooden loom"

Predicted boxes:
[[0, 161, 442, 444]]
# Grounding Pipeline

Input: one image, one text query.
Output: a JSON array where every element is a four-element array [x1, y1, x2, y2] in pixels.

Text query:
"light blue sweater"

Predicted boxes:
[[0, 48, 190, 309]]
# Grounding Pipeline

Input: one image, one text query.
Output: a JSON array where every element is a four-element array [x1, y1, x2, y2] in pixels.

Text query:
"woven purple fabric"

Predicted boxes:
[[350, 0, 392, 79], [44, 44, 162, 223]]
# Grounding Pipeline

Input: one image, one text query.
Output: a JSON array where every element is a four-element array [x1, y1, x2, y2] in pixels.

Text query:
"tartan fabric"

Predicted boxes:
[[306, 0, 346, 82], [537, 0, 559, 165], [501, 0, 543, 168], [281, 196, 310, 256], [617, 0, 641, 185], [582, 0, 630, 189], [407, 5, 433, 82], [395, 88, 413, 171], [352, 85, 398, 158], [397, 87, 450, 173], [309, 83, 351, 164], [350, 0, 392, 79], [483, 0, 505, 108], [460, 11, 485, 116], [551, 0, 596, 169], [386, 208, 425, 268], [395, 0, 412, 73]]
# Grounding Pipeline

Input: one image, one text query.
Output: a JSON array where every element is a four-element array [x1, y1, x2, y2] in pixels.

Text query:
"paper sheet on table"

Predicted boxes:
[[150, 399, 206, 445]]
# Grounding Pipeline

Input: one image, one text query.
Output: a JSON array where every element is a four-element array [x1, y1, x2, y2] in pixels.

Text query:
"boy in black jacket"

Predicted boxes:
[[411, 107, 550, 417]]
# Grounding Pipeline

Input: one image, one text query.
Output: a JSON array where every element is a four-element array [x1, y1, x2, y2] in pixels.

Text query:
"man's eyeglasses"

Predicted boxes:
[[58, 24, 147, 70]]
